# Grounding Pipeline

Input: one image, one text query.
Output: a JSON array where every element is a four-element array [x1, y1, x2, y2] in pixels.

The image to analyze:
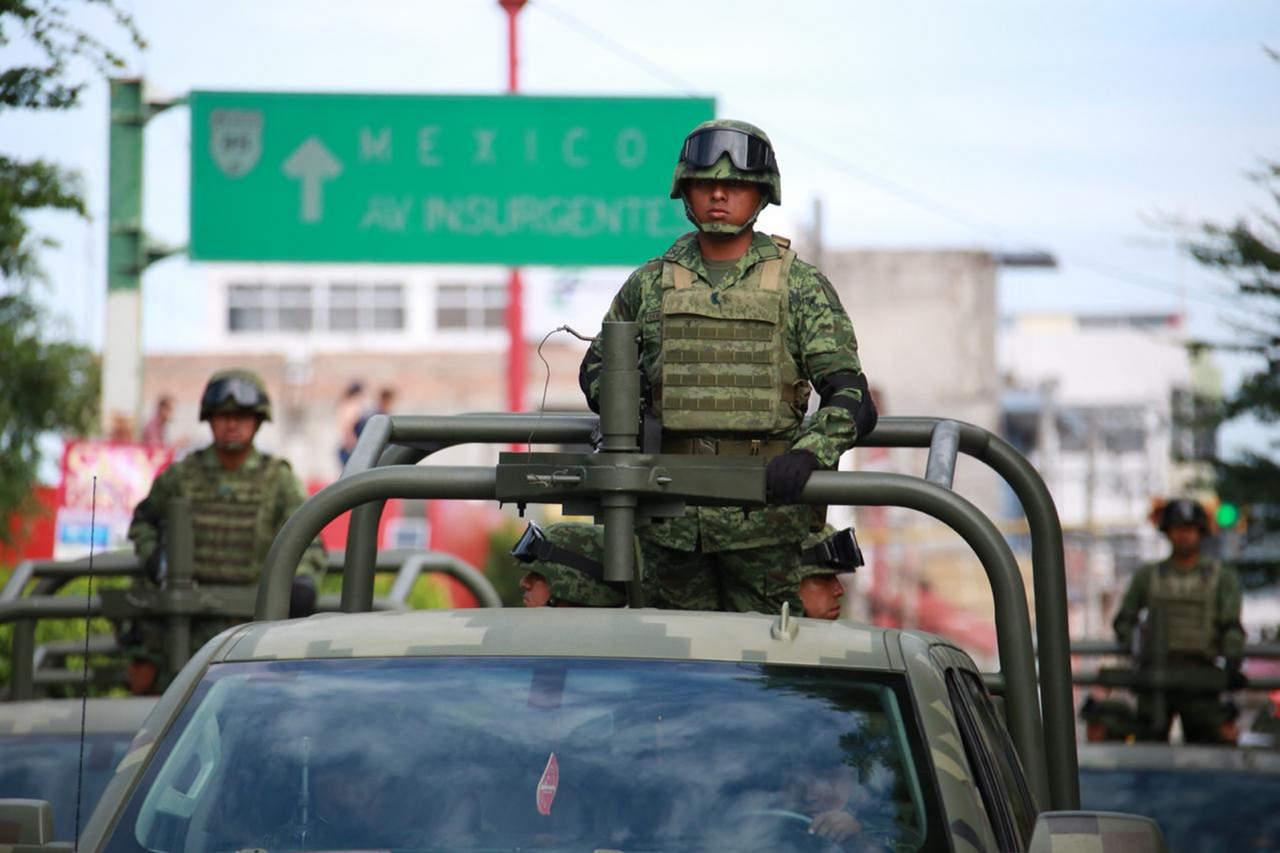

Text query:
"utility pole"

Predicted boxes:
[[499, 0, 529, 413], [103, 78, 180, 435]]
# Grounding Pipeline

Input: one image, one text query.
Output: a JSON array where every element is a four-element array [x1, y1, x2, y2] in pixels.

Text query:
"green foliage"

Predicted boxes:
[[0, 294, 100, 540], [0, 0, 144, 107], [0, 1, 142, 541], [0, 565, 130, 697], [485, 520, 528, 607], [1184, 153, 1280, 522], [317, 565, 451, 610]]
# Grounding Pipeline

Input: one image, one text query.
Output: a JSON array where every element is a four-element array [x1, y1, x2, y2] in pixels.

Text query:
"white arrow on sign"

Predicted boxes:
[[282, 137, 343, 223]]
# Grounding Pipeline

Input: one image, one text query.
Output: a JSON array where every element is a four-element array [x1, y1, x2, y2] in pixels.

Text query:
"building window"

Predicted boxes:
[[327, 282, 405, 332], [373, 284, 405, 330], [228, 281, 405, 334], [228, 282, 314, 332], [328, 283, 360, 331], [437, 283, 506, 331], [277, 283, 313, 331], [228, 284, 267, 331]]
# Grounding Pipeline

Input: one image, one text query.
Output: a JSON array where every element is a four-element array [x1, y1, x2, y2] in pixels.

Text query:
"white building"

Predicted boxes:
[[998, 311, 1217, 636]]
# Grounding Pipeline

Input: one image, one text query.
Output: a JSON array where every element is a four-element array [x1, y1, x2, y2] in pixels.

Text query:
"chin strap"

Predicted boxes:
[[682, 194, 768, 237]]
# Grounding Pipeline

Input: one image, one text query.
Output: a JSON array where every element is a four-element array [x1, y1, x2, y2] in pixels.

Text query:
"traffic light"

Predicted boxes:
[[1216, 501, 1240, 530]]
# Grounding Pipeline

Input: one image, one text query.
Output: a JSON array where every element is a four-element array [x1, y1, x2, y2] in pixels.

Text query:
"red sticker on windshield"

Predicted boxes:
[[536, 752, 559, 815]]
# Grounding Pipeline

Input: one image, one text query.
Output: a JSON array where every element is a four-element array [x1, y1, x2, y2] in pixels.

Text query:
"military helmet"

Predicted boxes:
[[199, 369, 272, 422], [670, 119, 782, 206], [1158, 498, 1210, 533], [511, 521, 626, 607]]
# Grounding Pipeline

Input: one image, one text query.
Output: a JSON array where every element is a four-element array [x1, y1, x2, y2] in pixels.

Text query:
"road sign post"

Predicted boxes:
[[190, 92, 714, 265], [103, 78, 181, 436]]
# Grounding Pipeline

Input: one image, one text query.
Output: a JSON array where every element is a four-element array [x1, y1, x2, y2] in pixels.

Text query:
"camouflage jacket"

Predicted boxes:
[[579, 231, 867, 551], [1113, 556, 1244, 663], [128, 446, 325, 585]]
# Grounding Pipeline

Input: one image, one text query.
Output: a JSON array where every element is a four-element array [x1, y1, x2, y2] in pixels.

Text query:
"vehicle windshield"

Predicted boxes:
[[104, 657, 938, 852], [1080, 765, 1280, 850], [1, 732, 135, 841]]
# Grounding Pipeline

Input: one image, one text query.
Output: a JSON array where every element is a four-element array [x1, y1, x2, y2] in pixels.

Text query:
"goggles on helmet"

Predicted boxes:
[[679, 128, 777, 173], [202, 376, 266, 412], [510, 521, 549, 564]]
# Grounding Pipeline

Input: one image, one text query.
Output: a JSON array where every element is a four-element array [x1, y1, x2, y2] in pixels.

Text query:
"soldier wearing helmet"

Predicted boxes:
[[1112, 497, 1245, 743], [511, 522, 629, 608], [124, 369, 326, 693], [579, 119, 877, 615]]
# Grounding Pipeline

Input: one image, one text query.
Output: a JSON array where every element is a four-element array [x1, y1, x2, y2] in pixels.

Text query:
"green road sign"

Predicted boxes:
[[190, 91, 714, 265]]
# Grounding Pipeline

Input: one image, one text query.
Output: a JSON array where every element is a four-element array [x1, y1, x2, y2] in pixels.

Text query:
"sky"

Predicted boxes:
[[3, 0, 1277, 450]]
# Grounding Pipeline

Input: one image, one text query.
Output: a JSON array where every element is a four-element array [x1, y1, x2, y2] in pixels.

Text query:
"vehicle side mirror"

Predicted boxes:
[[0, 799, 55, 846], [1028, 811, 1166, 853]]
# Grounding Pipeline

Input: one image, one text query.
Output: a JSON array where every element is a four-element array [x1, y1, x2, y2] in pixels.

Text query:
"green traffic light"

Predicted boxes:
[[1216, 502, 1240, 528]]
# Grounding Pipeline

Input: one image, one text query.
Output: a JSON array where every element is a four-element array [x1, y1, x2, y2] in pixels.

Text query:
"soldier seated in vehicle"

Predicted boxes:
[[512, 521, 629, 608], [770, 746, 900, 852], [1078, 692, 1139, 743], [513, 521, 862, 618], [797, 524, 864, 621]]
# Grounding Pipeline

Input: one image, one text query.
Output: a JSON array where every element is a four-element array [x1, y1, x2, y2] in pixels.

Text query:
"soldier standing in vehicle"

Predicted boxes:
[[124, 369, 326, 693], [512, 521, 861, 616], [1112, 498, 1245, 743], [578, 119, 876, 614]]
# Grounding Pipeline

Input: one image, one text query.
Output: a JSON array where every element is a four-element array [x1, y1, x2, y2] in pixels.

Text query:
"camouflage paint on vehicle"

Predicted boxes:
[[0, 698, 154, 737], [219, 608, 879, 666], [906, 637, 1002, 853]]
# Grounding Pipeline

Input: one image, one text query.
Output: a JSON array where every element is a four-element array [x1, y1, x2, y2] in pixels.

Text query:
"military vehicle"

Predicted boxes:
[[0, 494, 499, 848], [1070, 638, 1280, 850], [0, 698, 155, 842], [1078, 742, 1280, 849], [1, 323, 1166, 851]]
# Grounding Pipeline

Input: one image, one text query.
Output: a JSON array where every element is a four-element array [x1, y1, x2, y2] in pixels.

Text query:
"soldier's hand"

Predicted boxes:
[[766, 450, 820, 502], [290, 576, 318, 618], [809, 809, 860, 842]]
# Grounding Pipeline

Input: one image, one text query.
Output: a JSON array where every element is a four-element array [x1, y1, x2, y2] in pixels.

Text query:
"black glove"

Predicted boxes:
[[289, 576, 318, 618], [1226, 662, 1248, 690], [765, 450, 821, 503]]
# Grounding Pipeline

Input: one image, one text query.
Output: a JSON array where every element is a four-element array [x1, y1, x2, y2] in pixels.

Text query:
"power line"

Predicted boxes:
[[534, 1, 1258, 320], [532, 3, 703, 97]]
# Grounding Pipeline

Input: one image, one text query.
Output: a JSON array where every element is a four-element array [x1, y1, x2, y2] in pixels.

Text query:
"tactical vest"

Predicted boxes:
[[655, 235, 809, 434], [1147, 560, 1221, 657], [182, 453, 283, 583]]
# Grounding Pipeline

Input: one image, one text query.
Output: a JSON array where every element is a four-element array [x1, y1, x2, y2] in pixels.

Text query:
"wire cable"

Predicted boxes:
[[534, 1, 1255, 319], [74, 475, 98, 851], [529, 324, 597, 451]]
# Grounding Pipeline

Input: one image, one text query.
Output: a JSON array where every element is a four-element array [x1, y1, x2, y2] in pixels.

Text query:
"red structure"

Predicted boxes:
[[500, 0, 529, 414]]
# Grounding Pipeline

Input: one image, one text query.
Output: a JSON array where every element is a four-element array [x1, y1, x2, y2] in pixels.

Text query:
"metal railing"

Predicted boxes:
[[258, 320, 1079, 811], [2, 537, 498, 700]]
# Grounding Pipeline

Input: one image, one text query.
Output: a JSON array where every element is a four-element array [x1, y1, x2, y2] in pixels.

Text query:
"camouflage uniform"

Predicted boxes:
[[128, 446, 325, 585], [1113, 555, 1244, 743], [124, 371, 325, 690], [580, 228, 869, 614]]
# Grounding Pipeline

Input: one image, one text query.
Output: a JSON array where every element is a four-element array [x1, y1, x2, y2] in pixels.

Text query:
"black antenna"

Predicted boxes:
[[74, 474, 98, 850]]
